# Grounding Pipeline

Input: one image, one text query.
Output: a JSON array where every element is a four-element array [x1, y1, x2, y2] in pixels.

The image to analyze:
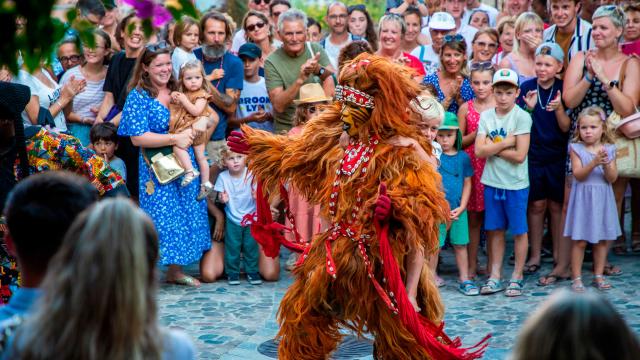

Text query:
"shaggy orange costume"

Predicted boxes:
[[237, 54, 487, 359]]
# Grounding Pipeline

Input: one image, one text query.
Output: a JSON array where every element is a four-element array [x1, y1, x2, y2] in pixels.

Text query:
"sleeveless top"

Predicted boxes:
[[503, 53, 535, 85]]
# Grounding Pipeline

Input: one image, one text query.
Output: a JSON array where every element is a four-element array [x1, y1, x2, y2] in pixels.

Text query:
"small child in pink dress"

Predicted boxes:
[[457, 65, 495, 279]]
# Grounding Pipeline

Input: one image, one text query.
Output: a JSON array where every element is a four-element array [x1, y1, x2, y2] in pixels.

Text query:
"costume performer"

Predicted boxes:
[[228, 54, 488, 359]]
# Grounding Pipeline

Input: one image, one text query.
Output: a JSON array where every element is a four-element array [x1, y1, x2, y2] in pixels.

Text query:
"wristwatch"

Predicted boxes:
[[317, 66, 326, 78], [605, 80, 619, 91]]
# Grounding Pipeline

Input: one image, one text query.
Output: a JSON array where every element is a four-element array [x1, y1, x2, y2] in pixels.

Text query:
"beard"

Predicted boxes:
[[202, 43, 226, 59]]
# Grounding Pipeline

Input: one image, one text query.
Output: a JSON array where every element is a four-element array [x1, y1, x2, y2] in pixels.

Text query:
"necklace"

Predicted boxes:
[[537, 81, 555, 110]]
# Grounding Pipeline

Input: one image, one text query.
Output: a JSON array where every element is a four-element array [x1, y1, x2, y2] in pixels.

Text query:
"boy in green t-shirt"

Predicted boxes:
[[474, 68, 532, 297]]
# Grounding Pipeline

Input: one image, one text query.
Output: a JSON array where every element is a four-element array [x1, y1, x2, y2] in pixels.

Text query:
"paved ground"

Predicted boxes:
[[158, 221, 640, 360]]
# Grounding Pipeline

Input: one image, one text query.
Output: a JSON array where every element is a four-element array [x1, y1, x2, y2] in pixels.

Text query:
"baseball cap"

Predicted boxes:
[[492, 68, 519, 87], [429, 12, 456, 31], [439, 112, 459, 130], [536, 42, 564, 63], [238, 43, 262, 60]]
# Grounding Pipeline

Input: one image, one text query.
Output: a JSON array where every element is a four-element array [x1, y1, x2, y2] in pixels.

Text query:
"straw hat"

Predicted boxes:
[[293, 83, 333, 105]]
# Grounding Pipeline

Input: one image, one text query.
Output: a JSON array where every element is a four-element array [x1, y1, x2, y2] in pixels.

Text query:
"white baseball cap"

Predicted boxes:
[[492, 68, 519, 87], [429, 12, 456, 31]]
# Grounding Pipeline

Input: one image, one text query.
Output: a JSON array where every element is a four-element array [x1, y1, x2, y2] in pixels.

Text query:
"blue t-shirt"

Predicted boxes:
[[517, 78, 569, 166], [193, 49, 244, 141], [438, 151, 473, 208]]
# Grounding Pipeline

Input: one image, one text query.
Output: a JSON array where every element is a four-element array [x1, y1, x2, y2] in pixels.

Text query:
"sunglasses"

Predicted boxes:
[[470, 61, 494, 71], [348, 4, 366, 13], [443, 34, 465, 44], [474, 41, 497, 49], [253, 0, 270, 4], [58, 55, 82, 63], [246, 21, 266, 32], [145, 40, 170, 52], [307, 105, 318, 114]]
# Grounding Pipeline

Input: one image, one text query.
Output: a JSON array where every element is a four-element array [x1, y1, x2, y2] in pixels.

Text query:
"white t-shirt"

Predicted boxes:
[[462, 3, 499, 28], [231, 29, 246, 54], [236, 77, 274, 132], [323, 33, 355, 70], [14, 69, 67, 131], [477, 105, 532, 190], [59, 66, 106, 123], [410, 45, 440, 76], [171, 47, 198, 80], [214, 168, 256, 225]]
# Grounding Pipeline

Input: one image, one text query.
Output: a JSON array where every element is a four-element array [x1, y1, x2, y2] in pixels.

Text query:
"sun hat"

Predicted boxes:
[[429, 12, 456, 31], [293, 83, 333, 105], [493, 68, 519, 87]]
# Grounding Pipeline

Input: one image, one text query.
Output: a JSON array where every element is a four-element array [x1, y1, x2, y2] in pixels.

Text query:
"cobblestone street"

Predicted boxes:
[[158, 238, 640, 360]]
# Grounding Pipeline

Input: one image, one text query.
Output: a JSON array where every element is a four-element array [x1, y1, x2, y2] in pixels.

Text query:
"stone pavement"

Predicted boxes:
[[158, 237, 640, 360]]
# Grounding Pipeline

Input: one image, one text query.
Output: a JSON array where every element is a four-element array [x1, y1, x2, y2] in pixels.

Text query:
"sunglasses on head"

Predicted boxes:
[[145, 41, 170, 52], [443, 34, 465, 44], [253, 0, 271, 4], [470, 61, 494, 71], [348, 4, 366, 13], [246, 21, 266, 32]]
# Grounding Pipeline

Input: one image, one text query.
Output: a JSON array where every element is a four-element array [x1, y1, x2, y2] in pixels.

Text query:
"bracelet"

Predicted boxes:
[[584, 73, 595, 84]]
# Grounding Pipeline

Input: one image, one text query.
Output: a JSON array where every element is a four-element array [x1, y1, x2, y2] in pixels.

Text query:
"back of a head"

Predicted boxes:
[[4, 172, 97, 275], [512, 290, 640, 360], [14, 198, 162, 359]]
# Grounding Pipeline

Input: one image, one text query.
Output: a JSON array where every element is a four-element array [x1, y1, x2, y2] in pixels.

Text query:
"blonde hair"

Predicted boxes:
[[178, 59, 214, 94], [512, 290, 640, 360], [572, 106, 616, 144], [216, 142, 247, 169], [409, 93, 445, 126], [14, 198, 162, 360], [513, 12, 544, 54]]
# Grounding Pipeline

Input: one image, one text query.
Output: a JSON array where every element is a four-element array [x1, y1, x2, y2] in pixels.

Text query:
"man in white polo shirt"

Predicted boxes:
[[413, 12, 457, 75]]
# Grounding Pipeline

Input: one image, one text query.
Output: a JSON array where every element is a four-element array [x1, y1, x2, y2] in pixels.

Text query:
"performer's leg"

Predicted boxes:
[[277, 277, 342, 360]]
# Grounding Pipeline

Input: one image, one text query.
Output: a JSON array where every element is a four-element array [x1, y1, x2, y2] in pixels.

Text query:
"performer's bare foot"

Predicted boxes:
[[408, 295, 421, 312]]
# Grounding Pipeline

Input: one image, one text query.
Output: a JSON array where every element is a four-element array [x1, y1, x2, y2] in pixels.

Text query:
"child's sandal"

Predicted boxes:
[[505, 279, 524, 297], [592, 275, 612, 291], [180, 169, 200, 187], [571, 277, 585, 293], [197, 181, 214, 201]]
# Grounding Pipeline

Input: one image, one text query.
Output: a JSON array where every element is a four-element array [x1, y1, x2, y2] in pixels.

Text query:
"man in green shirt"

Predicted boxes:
[[264, 9, 335, 132]]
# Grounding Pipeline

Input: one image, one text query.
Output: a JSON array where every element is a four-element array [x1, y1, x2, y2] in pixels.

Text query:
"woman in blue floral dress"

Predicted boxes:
[[118, 42, 210, 286], [422, 35, 475, 114]]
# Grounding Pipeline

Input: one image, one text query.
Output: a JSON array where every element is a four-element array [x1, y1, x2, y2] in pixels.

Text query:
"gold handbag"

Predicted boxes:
[[142, 146, 185, 185]]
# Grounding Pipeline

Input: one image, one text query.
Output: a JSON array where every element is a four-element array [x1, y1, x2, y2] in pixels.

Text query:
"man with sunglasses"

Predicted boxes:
[[230, 0, 272, 53], [320, 2, 362, 70], [387, 0, 428, 17], [418, 12, 457, 75]]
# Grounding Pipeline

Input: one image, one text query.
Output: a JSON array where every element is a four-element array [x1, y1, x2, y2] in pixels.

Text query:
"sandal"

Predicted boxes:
[[458, 280, 480, 296], [166, 275, 201, 287], [631, 234, 640, 252], [571, 277, 585, 293], [197, 181, 214, 201], [523, 263, 541, 275], [592, 275, 612, 291], [480, 278, 504, 295], [537, 273, 570, 286], [612, 245, 627, 255], [181, 169, 200, 187], [505, 279, 524, 297], [603, 264, 623, 276]]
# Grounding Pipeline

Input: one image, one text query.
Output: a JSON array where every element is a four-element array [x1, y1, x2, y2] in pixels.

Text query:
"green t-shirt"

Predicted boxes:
[[477, 105, 532, 190], [264, 42, 331, 132]]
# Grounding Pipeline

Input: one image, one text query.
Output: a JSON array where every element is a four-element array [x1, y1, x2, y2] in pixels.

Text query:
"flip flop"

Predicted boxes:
[[167, 275, 201, 287], [536, 273, 570, 286], [523, 264, 541, 275], [603, 264, 623, 276]]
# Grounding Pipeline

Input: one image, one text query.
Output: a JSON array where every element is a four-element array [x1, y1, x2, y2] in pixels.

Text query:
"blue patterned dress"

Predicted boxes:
[[423, 72, 475, 114], [118, 88, 211, 265]]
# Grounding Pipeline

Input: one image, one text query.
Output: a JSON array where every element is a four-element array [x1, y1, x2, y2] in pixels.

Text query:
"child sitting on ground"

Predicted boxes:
[[90, 122, 127, 181], [213, 144, 262, 286], [169, 60, 218, 200], [436, 112, 477, 295]]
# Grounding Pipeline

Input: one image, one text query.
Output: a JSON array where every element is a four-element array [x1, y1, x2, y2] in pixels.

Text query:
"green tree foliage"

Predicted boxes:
[[292, 0, 386, 34]]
